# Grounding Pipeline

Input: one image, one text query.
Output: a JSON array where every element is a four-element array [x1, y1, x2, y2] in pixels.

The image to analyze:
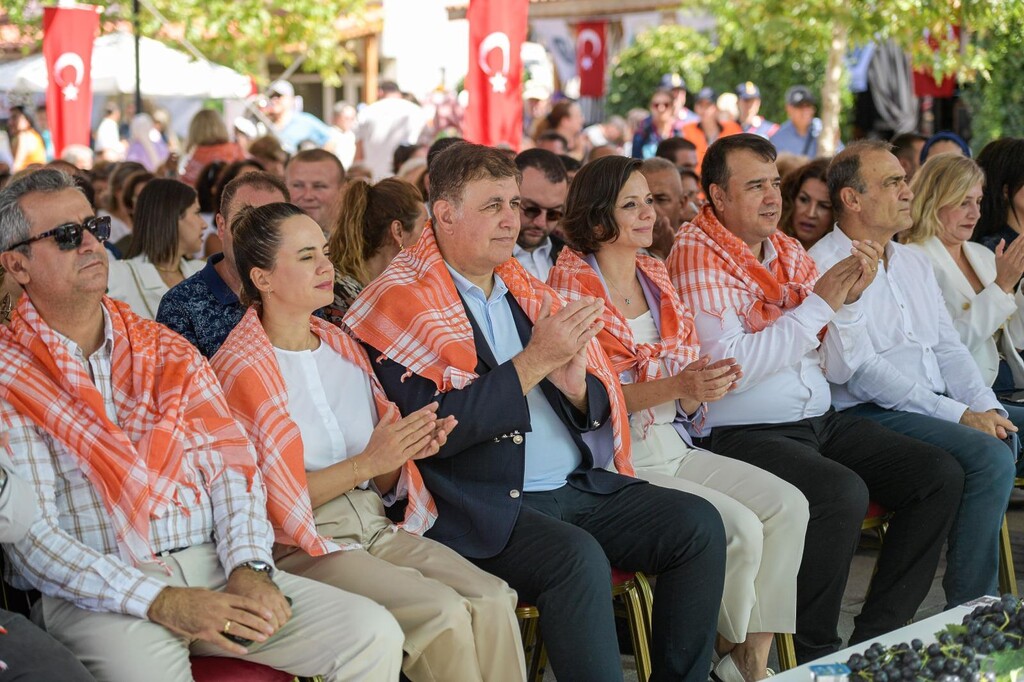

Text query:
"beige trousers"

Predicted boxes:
[[33, 542, 404, 682], [632, 422, 809, 641], [274, 488, 527, 682]]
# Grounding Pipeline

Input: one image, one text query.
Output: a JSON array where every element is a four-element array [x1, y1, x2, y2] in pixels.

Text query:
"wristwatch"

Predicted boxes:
[[236, 560, 274, 578]]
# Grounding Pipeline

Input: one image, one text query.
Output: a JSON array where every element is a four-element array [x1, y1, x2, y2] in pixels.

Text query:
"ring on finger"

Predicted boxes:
[[224, 620, 232, 634]]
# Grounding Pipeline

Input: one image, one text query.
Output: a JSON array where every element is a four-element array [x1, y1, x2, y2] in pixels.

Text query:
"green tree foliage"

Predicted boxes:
[[606, 24, 715, 118], [687, 0, 1024, 154], [1, 0, 367, 84], [960, 14, 1024, 150], [606, 22, 851, 132], [700, 45, 843, 128]]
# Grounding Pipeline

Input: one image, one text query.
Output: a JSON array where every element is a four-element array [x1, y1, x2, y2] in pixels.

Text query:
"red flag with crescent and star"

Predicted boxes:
[[576, 21, 606, 98], [43, 5, 100, 158], [465, 0, 528, 149]]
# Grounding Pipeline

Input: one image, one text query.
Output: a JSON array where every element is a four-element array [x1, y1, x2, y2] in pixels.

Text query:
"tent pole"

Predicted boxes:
[[133, 0, 142, 115]]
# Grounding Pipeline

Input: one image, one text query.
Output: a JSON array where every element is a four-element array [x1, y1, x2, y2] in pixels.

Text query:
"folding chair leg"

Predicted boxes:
[[1000, 514, 1018, 596], [774, 632, 798, 672]]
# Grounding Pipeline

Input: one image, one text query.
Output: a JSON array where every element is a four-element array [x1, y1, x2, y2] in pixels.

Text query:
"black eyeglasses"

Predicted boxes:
[[6, 215, 111, 252], [521, 204, 564, 223], [651, 101, 672, 110]]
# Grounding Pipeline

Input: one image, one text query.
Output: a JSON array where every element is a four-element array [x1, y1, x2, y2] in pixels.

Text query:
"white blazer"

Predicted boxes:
[[106, 255, 205, 320], [910, 236, 1024, 389]]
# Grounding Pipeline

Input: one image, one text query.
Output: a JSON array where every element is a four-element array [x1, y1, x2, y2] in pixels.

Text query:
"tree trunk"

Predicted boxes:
[[819, 21, 848, 157]]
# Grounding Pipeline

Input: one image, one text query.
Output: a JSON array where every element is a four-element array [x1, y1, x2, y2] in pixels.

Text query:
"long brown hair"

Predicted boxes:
[[329, 178, 422, 284], [779, 158, 830, 240]]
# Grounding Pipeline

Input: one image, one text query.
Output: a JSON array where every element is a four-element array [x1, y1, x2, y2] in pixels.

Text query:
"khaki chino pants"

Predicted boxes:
[[34, 542, 404, 682], [274, 488, 527, 682]]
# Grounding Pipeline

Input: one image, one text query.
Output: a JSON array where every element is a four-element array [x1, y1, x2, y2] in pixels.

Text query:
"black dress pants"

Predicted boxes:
[[700, 409, 963, 663], [470, 478, 726, 682]]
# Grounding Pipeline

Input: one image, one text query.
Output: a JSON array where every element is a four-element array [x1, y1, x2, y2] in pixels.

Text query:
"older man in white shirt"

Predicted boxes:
[[671, 133, 963, 663], [810, 139, 1020, 611]]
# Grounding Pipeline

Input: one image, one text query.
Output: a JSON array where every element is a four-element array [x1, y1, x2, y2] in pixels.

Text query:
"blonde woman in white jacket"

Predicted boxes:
[[902, 153, 1024, 407]]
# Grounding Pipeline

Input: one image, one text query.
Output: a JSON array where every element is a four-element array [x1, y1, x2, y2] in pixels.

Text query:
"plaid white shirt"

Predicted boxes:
[[0, 308, 274, 619]]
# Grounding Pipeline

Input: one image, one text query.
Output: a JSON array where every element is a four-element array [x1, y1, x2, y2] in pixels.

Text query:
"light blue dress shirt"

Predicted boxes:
[[446, 264, 582, 491]]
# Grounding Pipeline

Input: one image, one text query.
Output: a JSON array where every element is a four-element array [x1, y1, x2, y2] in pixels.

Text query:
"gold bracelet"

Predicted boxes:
[[351, 457, 360, 482]]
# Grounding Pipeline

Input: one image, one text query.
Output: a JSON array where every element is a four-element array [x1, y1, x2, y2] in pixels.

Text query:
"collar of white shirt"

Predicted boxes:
[[512, 237, 553, 263], [52, 304, 115, 361]]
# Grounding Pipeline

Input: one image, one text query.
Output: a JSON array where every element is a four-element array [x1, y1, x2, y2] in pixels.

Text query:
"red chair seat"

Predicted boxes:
[[610, 568, 635, 585], [865, 501, 888, 520], [190, 656, 294, 682]]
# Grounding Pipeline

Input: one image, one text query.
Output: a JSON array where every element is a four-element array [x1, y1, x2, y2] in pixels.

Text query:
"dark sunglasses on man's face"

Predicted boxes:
[[520, 204, 564, 223], [6, 215, 111, 252]]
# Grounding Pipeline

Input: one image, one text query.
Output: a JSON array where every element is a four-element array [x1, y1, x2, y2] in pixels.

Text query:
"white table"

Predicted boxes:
[[773, 597, 999, 681]]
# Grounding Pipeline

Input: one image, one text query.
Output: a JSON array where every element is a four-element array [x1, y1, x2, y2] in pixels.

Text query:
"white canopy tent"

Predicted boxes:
[[0, 30, 253, 99]]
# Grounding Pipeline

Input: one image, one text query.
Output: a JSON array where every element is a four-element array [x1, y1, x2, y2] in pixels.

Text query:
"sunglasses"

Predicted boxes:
[[6, 215, 111, 252], [521, 204, 564, 223]]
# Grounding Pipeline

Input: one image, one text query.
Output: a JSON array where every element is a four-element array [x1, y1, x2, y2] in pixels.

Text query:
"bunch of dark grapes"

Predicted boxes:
[[845, 639, 981, 681], [845, 595, 1024, 680]]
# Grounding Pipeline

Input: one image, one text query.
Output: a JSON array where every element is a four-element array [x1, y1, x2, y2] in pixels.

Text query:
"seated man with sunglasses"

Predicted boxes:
[[513, 149, 569, 282], [0, 170, 403, 682]]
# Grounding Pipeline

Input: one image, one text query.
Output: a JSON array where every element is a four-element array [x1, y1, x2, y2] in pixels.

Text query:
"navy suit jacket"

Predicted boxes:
[[368, 292, 640, 559]]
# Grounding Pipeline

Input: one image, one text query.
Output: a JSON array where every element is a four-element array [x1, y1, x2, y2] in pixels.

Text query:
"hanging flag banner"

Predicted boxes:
[[43, 5, 101, 157], [465, 0, 529, 148], [576, 20, 607, 98]]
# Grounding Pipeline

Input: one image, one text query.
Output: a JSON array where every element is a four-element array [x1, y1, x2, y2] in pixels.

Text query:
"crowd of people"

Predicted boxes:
[[0, 72, 1021, 682]]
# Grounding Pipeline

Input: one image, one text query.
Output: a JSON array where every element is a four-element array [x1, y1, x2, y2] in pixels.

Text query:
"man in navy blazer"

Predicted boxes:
[[359, 143, 726, 682]]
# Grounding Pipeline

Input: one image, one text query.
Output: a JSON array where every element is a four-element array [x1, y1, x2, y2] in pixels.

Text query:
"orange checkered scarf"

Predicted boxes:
[[670, 205, 818, 333], [212, 307, 435, 552], [548, 249, 701, 432], [345, 222, 634, 503], [0, 296, 257, 567]]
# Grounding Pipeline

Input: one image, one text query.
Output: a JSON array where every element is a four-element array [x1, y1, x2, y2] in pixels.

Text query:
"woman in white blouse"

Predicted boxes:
[[548, 156, 808, 682], [902, 153, 1024, 401], [211, 202, 526, 682], [106, 179, 204, 318]]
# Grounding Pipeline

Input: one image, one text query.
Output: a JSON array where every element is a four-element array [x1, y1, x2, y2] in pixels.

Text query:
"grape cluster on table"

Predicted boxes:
[[844, 595, 1024, 681]]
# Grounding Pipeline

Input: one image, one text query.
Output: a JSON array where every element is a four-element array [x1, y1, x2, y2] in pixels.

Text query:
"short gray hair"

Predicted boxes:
[[827, 140, 891, 218], [0, 169, 81, 252], [639, 157, 678, 175]]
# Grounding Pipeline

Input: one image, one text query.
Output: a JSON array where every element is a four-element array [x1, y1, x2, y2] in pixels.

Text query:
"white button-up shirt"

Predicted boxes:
[[809, 226, 1003, 423], [513, 238, 555, 283], [689, 239, 863, 428]]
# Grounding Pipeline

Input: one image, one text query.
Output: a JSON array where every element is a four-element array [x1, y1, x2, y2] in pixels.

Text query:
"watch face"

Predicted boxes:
[[245, 561, 272, 573]]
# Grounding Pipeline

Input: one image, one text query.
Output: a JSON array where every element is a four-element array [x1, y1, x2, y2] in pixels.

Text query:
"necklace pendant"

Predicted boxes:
[[624, 297, 631, 305]]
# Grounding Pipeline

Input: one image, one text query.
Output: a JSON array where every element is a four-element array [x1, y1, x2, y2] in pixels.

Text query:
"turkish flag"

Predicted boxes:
[[465, 0, 528, 149], [576, 21, 606, 98], [43, 6, 100, 157]]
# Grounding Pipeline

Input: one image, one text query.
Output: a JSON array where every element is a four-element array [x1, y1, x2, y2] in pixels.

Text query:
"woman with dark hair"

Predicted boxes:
[[210, 202, 526, 682], [107, 179, 205, 317], [779, 158, 834, 250], [975, 138, 1024, 252], [323, 177, 427, 323], [548, 155, 807, 682]]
